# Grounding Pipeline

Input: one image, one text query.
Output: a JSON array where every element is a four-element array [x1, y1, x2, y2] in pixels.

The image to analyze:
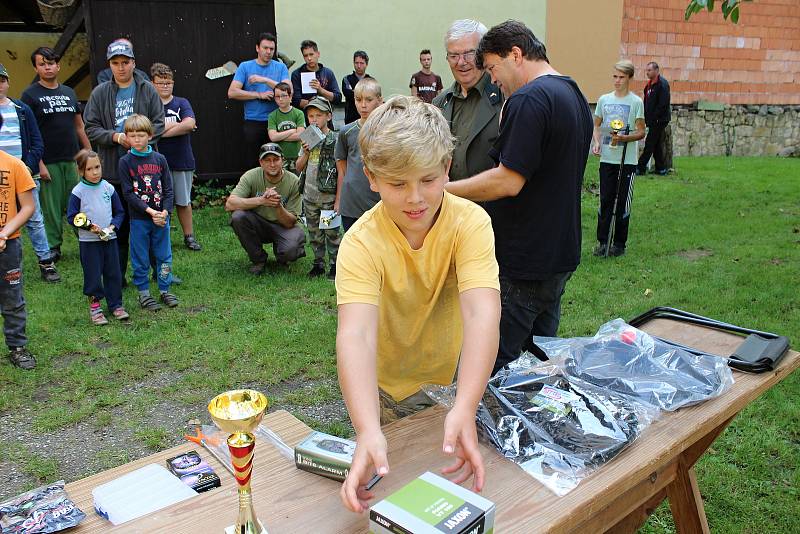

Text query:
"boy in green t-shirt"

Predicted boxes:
[[267, 82, 305, 174]]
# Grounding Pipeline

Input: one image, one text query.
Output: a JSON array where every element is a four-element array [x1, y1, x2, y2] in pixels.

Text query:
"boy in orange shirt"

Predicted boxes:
[[0, 150, 37, 369]]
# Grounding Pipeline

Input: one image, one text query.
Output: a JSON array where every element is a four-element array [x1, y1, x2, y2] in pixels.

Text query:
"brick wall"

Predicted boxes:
[[621, 0, 800, 104]]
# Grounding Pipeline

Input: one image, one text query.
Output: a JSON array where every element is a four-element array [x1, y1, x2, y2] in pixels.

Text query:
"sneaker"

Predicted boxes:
[[593, 243, 608, 257], [8, 346, 36, 370], [327, 263, 336, 281], [112, 307, 130, 320], [160, 292, 179, 308], [90, 297, 109, 325], [39, 261, 61, 283], [609, 244, 626, 257], [184, 234, 202, 251], [139, 294, 163, 311], [49, 247, 61, 263], [249, 262, 266, 275], [308, 264, 325, 278]]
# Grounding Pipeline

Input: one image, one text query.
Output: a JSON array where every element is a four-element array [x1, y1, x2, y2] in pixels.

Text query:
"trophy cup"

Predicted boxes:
[[73, 212, 113, 241], [609, 118, 625, 147], [72, 212, 93, 230], [208, 390, 269, 534]]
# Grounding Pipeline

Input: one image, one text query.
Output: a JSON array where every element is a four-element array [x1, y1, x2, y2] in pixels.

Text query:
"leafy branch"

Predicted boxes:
[[685, 0, 752, 23]]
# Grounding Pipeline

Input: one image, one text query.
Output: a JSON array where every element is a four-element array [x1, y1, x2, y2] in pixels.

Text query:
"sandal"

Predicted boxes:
[[160, 292, 179, 308], [184, 234, 202, 251], [139, 294, 163, 311]]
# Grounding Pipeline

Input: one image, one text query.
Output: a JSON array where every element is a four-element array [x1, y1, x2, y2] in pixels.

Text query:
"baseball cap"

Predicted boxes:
[[259, 143, 283, 159], [306, 96, 332, 114], [106, 39, 135, 60], [0, 64, 9, 81]]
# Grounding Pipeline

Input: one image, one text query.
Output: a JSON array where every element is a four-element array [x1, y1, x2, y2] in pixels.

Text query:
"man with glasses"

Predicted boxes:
[[432, 19, 503, 181]]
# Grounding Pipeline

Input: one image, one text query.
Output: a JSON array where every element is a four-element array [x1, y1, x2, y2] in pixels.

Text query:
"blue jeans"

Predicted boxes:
[[129, 218, 172, 292], [494, 271, 574, 374], [24, 179, 52, 262]]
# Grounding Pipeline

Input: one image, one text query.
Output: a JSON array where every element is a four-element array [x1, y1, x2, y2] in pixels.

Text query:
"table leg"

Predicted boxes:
[[664, 415, 736, 534]]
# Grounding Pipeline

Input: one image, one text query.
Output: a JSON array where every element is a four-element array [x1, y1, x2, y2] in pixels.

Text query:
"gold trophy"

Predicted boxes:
[[609, 118, 625, 147], [208, 390, 269, 534], [73, 212, 113, 241], [72, 212, 93, 229]]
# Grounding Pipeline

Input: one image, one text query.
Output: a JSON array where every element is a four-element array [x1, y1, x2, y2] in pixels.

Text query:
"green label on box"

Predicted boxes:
[[386, 478, 466, 527]]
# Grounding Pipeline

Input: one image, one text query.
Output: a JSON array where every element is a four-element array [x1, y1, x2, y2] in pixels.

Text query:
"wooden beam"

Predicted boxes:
[[63, 61, 89, 88], [30, 4, 86, 85], [52, 3, 85, 58]]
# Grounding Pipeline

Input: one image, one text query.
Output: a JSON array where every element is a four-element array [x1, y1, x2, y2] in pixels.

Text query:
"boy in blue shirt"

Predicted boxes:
[[118, 114, 177, 310]]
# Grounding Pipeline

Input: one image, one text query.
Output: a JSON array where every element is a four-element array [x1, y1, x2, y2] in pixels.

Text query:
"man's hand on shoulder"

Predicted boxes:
[[341, 429, 389, 513], [440, 405, 485, 492]]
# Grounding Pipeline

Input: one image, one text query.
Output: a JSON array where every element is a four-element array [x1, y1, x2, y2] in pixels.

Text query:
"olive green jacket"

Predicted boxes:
[[432, 72, 504, 179]]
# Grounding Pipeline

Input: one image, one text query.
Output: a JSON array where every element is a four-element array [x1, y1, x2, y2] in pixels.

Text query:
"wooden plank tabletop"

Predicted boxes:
[[63, 321, 798, 533]]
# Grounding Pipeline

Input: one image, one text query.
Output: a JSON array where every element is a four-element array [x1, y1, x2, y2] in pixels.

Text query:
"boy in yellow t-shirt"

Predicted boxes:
[[335, 95, 500, 513]]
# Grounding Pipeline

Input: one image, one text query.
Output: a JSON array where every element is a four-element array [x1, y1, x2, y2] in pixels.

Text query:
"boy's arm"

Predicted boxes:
[[0, 190, 35, 251], [295, 146, 310, 172], [334, 160, 346, 213], [337, 302, 388, 513], [22, 105, 44, 173], [440, 287, 500, 491], [83, 92, 116, 148], [75, 114, 92, 150], [592, 115, 603, 155]]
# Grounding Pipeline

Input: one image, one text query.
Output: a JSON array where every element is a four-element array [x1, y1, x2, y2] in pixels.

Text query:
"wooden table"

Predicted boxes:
[[65, 320, 798, 533]]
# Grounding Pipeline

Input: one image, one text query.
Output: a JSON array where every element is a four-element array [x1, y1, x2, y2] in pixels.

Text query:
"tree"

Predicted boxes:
[[685, 0, 752, 23]]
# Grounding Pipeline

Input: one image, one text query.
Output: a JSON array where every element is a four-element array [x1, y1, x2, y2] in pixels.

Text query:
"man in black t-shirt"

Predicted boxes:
[[446, 21, 593, 374], [21, 46, 91, 260]]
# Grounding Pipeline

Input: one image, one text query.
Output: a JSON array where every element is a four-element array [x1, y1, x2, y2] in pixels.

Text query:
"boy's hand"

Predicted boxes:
[[0, 235, 7, 253], [440, 406, 485, 492], [341, 430, 389, 513], [300, 140, 311, 152], [89, 223, 101, 234], [591, 141, 601, 156]]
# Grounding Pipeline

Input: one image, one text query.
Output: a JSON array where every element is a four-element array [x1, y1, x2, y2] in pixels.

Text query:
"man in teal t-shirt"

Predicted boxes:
[[591, 60, 645, 257]]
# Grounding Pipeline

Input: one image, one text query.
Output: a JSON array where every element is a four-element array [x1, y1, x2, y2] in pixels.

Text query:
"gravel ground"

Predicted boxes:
[[0, 373, 349, 502]]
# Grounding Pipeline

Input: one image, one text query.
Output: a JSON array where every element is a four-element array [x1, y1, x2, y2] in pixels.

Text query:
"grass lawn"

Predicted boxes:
[[1, 156, 798, 532]]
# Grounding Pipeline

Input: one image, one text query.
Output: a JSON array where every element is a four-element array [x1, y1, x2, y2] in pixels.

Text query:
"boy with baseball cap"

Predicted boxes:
[[296, 96, 339, 280]]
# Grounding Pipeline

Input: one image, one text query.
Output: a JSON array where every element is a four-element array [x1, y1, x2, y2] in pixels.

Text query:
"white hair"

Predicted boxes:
[[444, 19, 488, 46]]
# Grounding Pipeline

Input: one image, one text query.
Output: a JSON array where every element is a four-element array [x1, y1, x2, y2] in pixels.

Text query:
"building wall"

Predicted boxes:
[[621, 0, 800, 105], [546, 0, 624, 103], [274, 0, 547, 99], [0, 32, 91, 100]]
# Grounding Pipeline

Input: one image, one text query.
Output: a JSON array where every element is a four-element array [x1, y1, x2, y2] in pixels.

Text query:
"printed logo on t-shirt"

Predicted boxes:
[[115, 97, 134, 129], [277, 119, 298, 132], [165, 107, 181, 126], [600, 103, 631, 146], [36, 94, 78, 115]]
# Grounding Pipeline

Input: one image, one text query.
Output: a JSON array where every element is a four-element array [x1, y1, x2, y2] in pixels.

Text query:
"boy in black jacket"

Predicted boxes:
[[118, 114, 177, 310]]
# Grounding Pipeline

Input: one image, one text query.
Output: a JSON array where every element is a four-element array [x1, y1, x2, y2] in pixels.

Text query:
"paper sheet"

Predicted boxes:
[[301, 72, 316, 93], [319, 210, 341, 229]]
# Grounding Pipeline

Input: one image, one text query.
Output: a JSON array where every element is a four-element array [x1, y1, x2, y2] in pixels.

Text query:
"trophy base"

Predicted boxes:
[[224, 520, 267, 534]]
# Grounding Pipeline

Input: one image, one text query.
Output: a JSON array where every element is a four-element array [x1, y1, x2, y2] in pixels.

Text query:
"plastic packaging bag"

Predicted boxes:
[[424, 362, 655, 496], [0, 480, 85, 533], [536, 318, 734, 411]]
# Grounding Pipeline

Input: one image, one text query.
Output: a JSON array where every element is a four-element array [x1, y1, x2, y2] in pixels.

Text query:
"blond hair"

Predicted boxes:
[[359, 95, 453, 179], [123, 114, 154, 135], [354, 78, 382, 98], [614, 59, 635, 78]]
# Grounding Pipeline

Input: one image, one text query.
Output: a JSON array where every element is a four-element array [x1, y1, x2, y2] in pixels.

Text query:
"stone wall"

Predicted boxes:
[[670, 104, 800, 157]]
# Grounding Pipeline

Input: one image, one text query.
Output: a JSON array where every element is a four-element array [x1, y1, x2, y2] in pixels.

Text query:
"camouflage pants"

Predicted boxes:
[[378, 388, 437, 426], [305, 200, 341, 266]]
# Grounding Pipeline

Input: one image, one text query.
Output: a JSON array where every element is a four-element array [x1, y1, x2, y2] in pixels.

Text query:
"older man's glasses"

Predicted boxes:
[[446, 50, 477, 64]]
